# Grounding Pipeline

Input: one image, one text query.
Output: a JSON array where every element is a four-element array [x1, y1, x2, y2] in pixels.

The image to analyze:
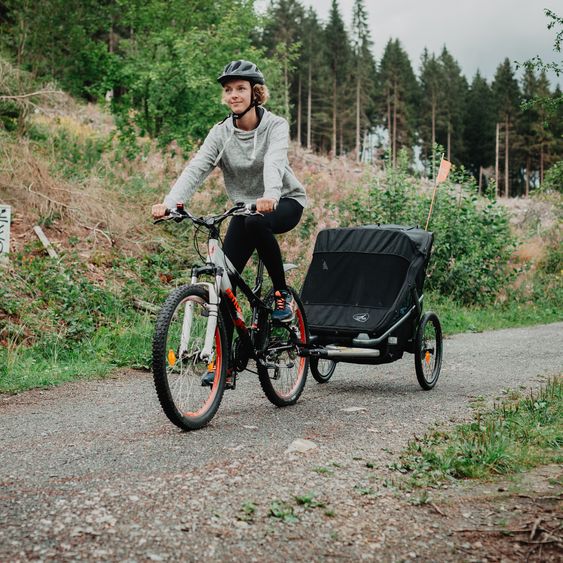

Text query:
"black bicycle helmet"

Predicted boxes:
[[217, 60, 265, 86]]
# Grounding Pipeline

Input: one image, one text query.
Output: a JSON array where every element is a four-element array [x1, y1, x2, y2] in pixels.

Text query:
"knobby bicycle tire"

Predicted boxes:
[[153, 285, 228, 430], [257, 286, 309, 407]]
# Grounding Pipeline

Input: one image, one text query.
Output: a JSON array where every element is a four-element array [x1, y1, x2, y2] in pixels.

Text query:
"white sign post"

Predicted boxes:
[[0, 205, 11, 263]]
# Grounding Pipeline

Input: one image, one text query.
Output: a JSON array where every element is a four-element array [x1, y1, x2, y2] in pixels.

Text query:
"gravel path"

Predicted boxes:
[[1, 322, 561, 562]]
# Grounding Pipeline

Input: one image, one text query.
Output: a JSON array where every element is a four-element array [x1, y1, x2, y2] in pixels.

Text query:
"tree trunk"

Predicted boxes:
[[106, 23, 116, 102], [307, 63, 312, 151], [478, 166, 483, 195], [332, 75, 337, 157], [431, 98, 436, 180], [283, 58, 290, 121], [447, 122, 451, 162], [356, 75, 361, 163], [387, 91, 392, 161], [393, 81, 398, 166], [16, 6, 28, 67], [495, 122, 500, 198], [504, 117, 509, 197], [525, 156, 530, 197], [296, 73, 302, 146], [540, 142, 544, 184]]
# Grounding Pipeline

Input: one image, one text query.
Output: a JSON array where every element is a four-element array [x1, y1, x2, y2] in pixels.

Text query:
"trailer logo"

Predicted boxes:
[[353, 313, 369, 323]]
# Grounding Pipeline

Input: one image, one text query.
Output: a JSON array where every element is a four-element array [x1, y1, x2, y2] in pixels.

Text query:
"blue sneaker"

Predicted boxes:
[[201, 369, 215, 387], [271, 290, 294, 323], [201, 368, 236, 388]]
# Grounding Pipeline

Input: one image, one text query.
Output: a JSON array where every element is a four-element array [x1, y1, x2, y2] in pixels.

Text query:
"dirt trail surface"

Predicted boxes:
[[1, 323, 562, 562]]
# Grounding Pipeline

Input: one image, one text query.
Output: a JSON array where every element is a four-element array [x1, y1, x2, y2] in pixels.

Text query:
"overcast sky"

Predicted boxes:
[[257, 0, 561, 86]]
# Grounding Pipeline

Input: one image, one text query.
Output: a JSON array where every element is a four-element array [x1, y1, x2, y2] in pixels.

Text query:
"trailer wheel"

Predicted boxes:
[[310, 357, 337, 383], [414, 311, 443, 390]]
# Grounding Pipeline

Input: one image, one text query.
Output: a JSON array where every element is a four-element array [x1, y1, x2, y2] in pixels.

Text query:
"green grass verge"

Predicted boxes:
[[427, 291, 562, 335], [395, 377, 562, 487], [1, 291, 561, 394], [0, 314, 153, 393]]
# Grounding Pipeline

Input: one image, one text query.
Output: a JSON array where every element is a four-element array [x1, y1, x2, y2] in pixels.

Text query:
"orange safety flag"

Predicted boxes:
[[436, 158, 452, 184]]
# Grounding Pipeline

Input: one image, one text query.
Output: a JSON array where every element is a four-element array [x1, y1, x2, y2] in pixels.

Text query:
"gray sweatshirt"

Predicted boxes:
[[163, 109, 307, 209]]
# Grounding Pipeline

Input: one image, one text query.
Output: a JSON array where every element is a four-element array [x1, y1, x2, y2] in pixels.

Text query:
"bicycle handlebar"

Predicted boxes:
[[153, 202, 260, 226]]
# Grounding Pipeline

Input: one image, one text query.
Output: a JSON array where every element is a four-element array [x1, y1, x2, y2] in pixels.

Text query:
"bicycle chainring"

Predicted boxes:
[[231, 337, 251, 372]]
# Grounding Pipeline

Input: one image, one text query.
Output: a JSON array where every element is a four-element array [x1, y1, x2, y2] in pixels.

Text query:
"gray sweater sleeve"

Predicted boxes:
[[262, 119, 289, 202], [163, 125, 220, 208]]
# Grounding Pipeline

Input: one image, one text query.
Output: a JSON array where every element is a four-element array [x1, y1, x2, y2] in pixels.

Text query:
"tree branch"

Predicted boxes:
[[0, 90, 63, 101]]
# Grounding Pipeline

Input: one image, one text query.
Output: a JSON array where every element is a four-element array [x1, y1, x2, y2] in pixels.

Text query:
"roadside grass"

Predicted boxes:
[[395, 377, 562, 488], [426, 291, 562, 335], [0, 266, 563, 393], [0, 314, 153, 393]]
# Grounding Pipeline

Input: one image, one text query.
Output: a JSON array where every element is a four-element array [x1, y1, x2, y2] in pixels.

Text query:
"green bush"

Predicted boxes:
[[51, 129, 107, 179], [541, 160, 563, 193], [338, 152, 514, 305]]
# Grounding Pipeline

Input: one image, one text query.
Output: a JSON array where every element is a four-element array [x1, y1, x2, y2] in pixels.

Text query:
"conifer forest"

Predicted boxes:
[[1, 0, 561, 196]]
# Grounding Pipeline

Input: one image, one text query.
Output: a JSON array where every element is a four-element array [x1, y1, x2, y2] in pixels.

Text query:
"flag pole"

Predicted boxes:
[[425, 154, 451, 231]]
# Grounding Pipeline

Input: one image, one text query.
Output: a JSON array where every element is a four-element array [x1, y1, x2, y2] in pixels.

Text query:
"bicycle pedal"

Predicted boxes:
[[224, 373, 237, 390]]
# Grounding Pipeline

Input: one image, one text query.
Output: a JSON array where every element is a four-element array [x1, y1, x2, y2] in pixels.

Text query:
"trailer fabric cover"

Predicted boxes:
[[301, 225, 433, 336]]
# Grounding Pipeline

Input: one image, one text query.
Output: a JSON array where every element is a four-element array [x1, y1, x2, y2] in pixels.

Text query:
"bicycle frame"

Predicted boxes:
[[182, 227, 271, 363]]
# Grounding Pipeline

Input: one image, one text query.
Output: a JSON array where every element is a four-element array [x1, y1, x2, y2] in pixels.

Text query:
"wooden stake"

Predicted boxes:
[[33, 225, 59, 258], [425, 153, 445, 230]]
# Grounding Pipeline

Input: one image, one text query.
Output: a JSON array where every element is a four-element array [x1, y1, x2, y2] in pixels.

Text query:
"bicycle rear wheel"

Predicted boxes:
[[258, 287, 309, 407], [153, 285, 227, 430]]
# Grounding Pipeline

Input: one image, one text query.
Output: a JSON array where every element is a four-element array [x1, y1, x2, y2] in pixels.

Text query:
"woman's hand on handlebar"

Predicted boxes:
[[152, 203, 168, 219], [256, 198, 277, 213]]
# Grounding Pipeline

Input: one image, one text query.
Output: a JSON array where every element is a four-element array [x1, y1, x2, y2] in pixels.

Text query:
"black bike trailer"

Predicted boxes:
[[300, 224, 443, 389]]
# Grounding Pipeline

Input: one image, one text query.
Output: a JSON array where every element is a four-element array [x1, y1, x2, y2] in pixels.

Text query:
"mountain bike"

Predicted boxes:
[[152, 202, 309, 430]]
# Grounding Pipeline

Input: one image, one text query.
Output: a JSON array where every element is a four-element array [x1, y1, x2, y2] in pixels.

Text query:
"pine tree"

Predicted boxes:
[[419, 49, 445, 176], [492, 58, 521, 196], [517, 66, 540, 194], [351, 0, 376, 161], [438, 47, 467, 164], [378, 39, 419, 165], [324, 0, 351, 156], [299, 8, 327, 150], [261, 0, 305, 128], [464, 71, 495, 187]]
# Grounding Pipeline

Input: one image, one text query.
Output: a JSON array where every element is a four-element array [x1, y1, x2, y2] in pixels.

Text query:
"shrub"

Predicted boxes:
[[338, 154, 515, 305]]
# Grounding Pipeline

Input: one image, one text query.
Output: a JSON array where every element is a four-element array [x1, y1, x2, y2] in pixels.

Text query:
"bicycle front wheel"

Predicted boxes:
[[258, 287, 309, 407], [152, 285, 227, 430]]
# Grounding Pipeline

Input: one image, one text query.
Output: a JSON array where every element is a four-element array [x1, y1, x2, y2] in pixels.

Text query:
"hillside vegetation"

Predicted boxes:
[[0, 75, 561, 392]]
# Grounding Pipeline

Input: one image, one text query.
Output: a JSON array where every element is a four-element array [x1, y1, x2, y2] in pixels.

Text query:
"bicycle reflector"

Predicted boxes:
[[168, 349, 177, 366]]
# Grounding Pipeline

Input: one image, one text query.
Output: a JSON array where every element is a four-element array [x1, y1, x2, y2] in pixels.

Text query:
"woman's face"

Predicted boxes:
[[222, 79, 252, 113]]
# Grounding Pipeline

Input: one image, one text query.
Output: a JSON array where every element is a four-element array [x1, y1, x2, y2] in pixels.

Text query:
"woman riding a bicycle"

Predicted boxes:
[[151, 60, 307, 329]]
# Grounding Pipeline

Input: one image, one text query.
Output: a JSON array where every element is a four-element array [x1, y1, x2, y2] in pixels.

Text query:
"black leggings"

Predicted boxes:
[[222, 198, 303, 349], [223, 197, 303, 291]]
